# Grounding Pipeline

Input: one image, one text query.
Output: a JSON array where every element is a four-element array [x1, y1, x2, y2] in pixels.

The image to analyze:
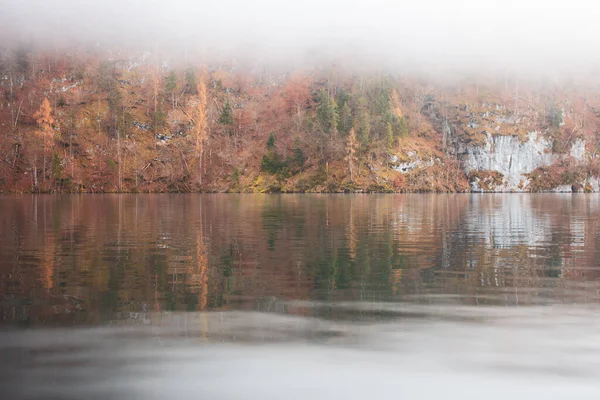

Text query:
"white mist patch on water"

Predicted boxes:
[[2, 304, 600, 399]]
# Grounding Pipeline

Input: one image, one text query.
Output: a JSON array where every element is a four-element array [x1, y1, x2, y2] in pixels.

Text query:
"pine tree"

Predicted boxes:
[[266, 132, 276, 150], [339, 101, 353, 134], [355, 96, 371, 145], [219, 100, 233, 125], [185, 68, 197, 94], [165, 71, 177, 108], [386, 122, 394, 150], [316, 89, 339, 134]]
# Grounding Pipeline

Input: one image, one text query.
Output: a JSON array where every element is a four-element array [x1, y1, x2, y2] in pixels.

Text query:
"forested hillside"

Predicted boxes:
[[2, 46, 600, 193]]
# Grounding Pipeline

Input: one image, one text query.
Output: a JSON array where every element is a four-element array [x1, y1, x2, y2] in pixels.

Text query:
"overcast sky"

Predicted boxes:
[[1, 0, 599, 73]]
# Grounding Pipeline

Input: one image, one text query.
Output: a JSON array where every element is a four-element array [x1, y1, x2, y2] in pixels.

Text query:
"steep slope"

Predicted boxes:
[[1, 49, 599, 193]]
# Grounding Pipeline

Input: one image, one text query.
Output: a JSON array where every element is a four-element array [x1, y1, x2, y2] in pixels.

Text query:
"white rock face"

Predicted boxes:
[[464, 133, 597, 192], [465, 132, 554, 191], [570, 139, 586, 161]]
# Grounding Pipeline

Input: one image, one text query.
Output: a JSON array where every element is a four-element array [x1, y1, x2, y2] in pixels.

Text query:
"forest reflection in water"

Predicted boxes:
[[1, 193, 600, 325], [3, 194, 600, 399]]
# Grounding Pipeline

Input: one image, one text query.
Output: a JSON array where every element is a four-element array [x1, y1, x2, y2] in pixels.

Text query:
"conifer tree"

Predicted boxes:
[[219, 100, 233, 125]]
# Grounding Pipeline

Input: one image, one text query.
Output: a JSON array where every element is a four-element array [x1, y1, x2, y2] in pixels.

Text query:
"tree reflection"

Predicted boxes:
[[2, 194, 600, 325]]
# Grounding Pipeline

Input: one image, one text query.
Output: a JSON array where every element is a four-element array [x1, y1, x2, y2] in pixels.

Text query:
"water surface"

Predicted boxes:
[[1, 194, 600, 399]]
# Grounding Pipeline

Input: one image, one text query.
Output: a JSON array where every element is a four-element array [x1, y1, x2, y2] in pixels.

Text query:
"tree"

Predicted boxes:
[[283, 74, 312, 131], [386, 122, 394, 150], [185, 68, 197, 94], [288, 147, 306, 173], [316, 89, 339, 134], [52, 153, 63, 188], [354, 96, 371, 145], [34, 98, 54, 137], [261, 133, 286, 175], [194, 80, 208, 184], [389, 88, 403, 119], [346, 128, 358, 182], [165, 70, 178, 109], [339, 101, 353, 134], [283, 74, 312, 116], [219, 100, 233, 125], [266, 132, 276, 150], [33, 97, 54, 189]]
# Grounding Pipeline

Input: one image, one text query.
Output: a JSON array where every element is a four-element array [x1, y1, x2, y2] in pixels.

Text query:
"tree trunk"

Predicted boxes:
[[33, 156, 38, 191], [117, 128, 122, 192]]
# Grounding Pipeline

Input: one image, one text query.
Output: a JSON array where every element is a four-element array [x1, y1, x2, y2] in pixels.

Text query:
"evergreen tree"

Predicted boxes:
[[261, 133, 286, 175], [165, 71, 178, 108], [185, 68, 197, 94], [316, 89, 339, 134], [339, 101, 353, 134], [165, 71, 177, 93], [219, 100, 233, 125], [355, 96, 371, 145], [266, 132, 276, 150], [386, 122, 394, 150]]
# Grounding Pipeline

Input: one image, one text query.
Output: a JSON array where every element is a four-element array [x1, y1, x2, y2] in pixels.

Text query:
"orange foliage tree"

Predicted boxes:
[[346, 128, 358, 182], [33, 97, 55, 190], [194, 80, 208, 184]]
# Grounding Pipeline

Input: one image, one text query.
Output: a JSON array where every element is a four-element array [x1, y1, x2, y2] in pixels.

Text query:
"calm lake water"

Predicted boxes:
[[2, 194, 600, 399]]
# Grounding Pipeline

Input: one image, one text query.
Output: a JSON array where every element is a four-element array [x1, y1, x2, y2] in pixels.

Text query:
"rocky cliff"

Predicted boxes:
[[464, 133, 596, 192]]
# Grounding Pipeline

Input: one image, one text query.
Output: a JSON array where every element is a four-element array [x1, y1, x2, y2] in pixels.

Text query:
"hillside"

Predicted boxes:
[[2, 48, 600, 193]]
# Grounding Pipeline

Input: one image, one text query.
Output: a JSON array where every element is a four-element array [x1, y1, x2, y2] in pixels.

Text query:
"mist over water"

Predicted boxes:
[[1, 194, 600, 398], [3, 306, 600, 399]]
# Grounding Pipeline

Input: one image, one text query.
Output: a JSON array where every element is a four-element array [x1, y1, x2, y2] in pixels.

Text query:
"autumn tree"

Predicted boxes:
[[283, 74, 312, 131], [194, 80, 208, 184], [390, 88, 403, 119], [346, 128, 358, 182], [33, 97, 54, 190]]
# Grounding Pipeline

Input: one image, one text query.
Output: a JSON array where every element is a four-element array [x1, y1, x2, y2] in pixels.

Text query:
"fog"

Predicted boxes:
[[3, 306, 600, 399], [1, 0, 600, 73]]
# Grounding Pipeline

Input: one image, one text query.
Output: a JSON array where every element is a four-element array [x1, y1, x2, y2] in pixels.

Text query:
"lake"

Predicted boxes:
[[1, 194, 600, 399]]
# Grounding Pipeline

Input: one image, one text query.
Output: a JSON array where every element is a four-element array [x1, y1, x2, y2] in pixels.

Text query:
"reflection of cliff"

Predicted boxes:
[[442, 195, 600, 304], [466, 195, 552, 249]]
